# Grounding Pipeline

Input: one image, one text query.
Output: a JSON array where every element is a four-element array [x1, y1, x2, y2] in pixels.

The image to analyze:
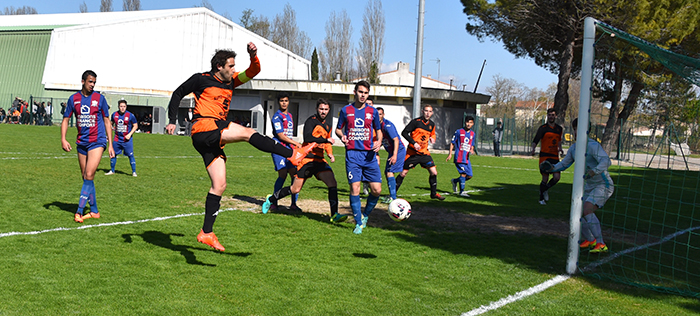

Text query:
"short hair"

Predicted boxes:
[[366, 97, 374, 102], [497, 121, 502, 125], [118, 99, 127, 106], [423, 104, 433, 110], [210, 49, 237, 72], [354, 80, 370, 92], [465, 115, 474, 123], [316, 98, 329, 107], [376, 107, 384, 112], [277, 92, 290, 101], [82, 70, 97, 80], [547, 108, 556, 114], [571, 118, 591, 131]]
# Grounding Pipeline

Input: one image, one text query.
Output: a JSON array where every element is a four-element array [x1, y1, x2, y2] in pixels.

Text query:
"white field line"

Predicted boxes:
[[398, 187, 505, 197], [462, 225, 700, 315], [0, 155, 270, 160]]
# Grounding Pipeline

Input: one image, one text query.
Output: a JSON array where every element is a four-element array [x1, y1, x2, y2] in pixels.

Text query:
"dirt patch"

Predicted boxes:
[[220, 195, 569, 237]]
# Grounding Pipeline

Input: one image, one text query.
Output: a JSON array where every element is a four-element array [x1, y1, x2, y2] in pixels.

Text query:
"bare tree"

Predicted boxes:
[[2, 6, 38, 15], [483, 74, 524, 118], [240, 9, 271, 39], [123, 0, 140, 11], [79, 2, 88, 13], [357, 0, 386, 81], [197, 0, 213, 11], [100, 0, 113, 12], [320, 10, 353, 81], [270, 4, 313, 59]]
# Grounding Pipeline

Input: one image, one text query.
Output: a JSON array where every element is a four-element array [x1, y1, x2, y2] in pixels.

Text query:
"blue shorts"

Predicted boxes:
[[455, 161, 473, 177], [345, 150, 382, 184], [113, 141, 134, 157], [76, 142, 106, 155], [385, 148, 406, 174], [272, 153, 295, 171]]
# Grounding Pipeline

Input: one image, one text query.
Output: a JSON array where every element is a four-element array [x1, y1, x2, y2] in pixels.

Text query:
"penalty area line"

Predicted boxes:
[[461, 275, 570, 316]]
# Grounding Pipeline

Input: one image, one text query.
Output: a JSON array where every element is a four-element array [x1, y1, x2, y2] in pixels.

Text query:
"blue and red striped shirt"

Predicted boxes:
[[381, 118, 405, 154], [451, 128, 475, 163], [337, 104, 381, 151], [271, 110, 294, 148], [111, 110, 137, 143], [64, 91, 109, 145]]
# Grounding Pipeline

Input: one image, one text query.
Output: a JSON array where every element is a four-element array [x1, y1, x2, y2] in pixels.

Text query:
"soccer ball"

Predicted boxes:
[[388, 198, 412, 222]]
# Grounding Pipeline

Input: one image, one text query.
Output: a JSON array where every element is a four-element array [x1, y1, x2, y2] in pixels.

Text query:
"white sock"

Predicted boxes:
[[585, 213, 604, 245], [579, 217, 594, 242]]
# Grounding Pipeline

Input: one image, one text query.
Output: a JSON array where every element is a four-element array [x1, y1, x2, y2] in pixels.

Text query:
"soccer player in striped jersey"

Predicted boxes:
[[60, 70, 115, 223], [263, 98, 345, 222], [447, 116, 477, 197], [335, 80, 383, 234], [377, 107, 405, 203], [530, 108, 564, 205], [106, 99, 138, 177], [395, 104, 445, 200], [166, 43, 314, 251], [270, 92, 301, 210], [542, 118, 613, 253]]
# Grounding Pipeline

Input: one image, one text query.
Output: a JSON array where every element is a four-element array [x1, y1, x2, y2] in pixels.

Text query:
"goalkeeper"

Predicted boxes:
[[540, 118, 614, 253]]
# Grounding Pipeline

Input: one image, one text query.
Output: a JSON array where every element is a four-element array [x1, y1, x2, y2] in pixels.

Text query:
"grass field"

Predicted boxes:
[[1, 124, 699, 315]]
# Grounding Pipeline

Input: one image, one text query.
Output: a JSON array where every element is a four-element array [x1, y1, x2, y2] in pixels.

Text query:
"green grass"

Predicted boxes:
[[1, 124, 699, 315]]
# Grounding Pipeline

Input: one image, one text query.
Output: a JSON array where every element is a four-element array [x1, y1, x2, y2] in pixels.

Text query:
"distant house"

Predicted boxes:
[[515, 100, 554, 121]]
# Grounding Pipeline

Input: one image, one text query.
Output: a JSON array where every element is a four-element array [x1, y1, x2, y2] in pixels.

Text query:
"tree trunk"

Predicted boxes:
[[553, 36, 575, 126], [602, 80, 644, 154], [601, 62, 623, 155]]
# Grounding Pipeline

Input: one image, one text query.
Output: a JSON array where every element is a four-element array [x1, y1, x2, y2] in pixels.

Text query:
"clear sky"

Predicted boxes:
[[1, 0, 558, 94]]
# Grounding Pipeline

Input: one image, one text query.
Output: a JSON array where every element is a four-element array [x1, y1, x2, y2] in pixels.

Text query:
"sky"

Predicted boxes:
[[0, 0, 559, 94]]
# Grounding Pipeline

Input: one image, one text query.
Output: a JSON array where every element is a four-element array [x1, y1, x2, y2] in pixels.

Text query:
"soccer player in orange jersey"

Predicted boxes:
[[395, 104, 445, 200], [530, 108, 564, 205], [166, 43, 314, 251]]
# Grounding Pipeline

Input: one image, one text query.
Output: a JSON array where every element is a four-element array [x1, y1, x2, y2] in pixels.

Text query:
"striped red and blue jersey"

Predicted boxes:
[[64, 91, 109, 145], [336, 104, 381, 151], [271, 110, 294, 148], [381, 118, 405, 154], [451, 128, 475, 163], [111, 110, 137, 143]]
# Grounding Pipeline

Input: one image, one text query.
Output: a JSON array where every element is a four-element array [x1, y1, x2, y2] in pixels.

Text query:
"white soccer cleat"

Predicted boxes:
[[459, 191, 470, 197], [543, 190, 549, 201], [539, 200, 547, 205], [132, 172, 138, 177], [105, 171, 115, 175]]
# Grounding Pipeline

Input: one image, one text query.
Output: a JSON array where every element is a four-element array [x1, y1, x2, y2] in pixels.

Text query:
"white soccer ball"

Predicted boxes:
[[388, 198, 412, 222]]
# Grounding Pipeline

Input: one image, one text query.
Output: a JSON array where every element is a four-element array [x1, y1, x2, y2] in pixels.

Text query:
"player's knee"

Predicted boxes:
[[211, 182, 226, 195]]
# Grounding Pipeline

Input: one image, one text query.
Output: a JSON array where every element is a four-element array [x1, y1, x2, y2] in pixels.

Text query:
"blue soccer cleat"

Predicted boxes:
[[262, 194, 272, 214], [353, 224, 363, 235], [330, 213, 348, 223], [361, 215, 368, 228]]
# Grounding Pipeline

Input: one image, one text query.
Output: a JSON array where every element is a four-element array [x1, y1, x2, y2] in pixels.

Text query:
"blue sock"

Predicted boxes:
[[77, 180, 91, 214], [387, 176, 397, 199], [459, 176, 466, 193], [350, 195, 362, 224], [128, 155, 136, 173], [88, 180, 98, 214], [110, 157, 116, 172], [274, 177, 285, 205], [364, 194, 380, 217]]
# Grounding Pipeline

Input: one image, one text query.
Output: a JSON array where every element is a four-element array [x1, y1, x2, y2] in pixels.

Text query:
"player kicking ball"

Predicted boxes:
[[540, 118, 613, 253], [262, 99, 346, 222], [166, 43, 314, 251], [446, 116, 477, 197]]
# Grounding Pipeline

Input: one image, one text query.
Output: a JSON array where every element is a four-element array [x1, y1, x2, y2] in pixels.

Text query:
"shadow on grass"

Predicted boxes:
[[353, 253, 377, 259], [43, 201, 78, 214], [122, 231, 249, 267], [97, 167, 130, 175]]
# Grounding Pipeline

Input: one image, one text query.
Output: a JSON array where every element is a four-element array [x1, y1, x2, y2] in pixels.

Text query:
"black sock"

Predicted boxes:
[[547, 178, 559, 188], [429, 174, 437, 196], [395, 175, 405, 191], [202, 193, 222, 233], [270, 186, 292, 205], [249, 133, 293, 157], [539, 181, 548, 200], [328, 187, 338, 216]]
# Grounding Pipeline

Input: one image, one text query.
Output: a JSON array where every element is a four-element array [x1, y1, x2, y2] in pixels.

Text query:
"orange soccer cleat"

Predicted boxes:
[[579, 239, 597, 249], [74, 213, 83, 223], [288, 142, 317, 166], [82, 212, 100, 220], [197, 230, 225, 252]]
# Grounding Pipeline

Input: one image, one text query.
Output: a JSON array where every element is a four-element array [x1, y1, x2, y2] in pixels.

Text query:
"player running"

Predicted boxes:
[[447, 116, 477, 197], [270, 92, 301, 210], [106, 99, 138, 177], [377, 107, 405, 203], [335, 80, 383, 234], [166, 43, 314, 251], [262, 98, 346, 222], [540, 118, 613, 253], [395, 104, 445, 200], [530, 108, 564, 205], [60, 70, 115, 223]]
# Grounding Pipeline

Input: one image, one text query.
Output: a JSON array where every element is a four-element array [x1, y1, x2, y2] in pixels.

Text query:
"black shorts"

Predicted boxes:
[[297, 160, 333, 179], [403, 154, 435, 170], [192, 120, 231, 168]]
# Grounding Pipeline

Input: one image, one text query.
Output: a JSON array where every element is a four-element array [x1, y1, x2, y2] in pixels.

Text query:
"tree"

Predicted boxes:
[[270, 4, 313, 59], [320, 10, 353, 81], [368, 61, 380, 84], [197, 0, 213, 11], [79, 2, 88, 13], [123, 0, 140, 11], [2, 6, 38, 15], [311, 48, 319, 81], [240, 9, 271, 39], [357, 0, 386, 80], [482, 74, 523, 119], [100, 0, 113, 12]]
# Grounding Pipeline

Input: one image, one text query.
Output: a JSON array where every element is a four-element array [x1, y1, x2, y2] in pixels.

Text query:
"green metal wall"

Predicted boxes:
[[0, 30, 52, 105]]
